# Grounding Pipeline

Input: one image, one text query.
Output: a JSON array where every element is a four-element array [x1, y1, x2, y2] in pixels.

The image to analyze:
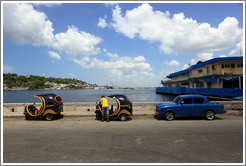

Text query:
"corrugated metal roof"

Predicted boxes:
[[222, 74, 243, 80], [167, 56, 243, 78]]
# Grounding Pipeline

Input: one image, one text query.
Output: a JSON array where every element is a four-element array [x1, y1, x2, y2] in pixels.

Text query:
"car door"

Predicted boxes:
[[179, 97, 193, 117], [193, 97, 206, 116]]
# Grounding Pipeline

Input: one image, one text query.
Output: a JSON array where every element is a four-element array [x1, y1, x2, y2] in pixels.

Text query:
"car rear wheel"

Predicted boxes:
[[164, 111, 174, 121], [45, 114, 54, 121], [120, 114, 127, 121], [205, 110, 215, 120], [25, 115, 31, 120]]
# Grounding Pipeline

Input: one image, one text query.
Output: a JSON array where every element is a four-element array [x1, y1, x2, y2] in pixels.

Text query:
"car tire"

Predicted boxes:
[[205, 110, 215, 120], [25, 115, 31, 120], [96, 114, 101, 120], [45, 114, 54, 121], [164, 111, 174, 121], [120, 114, 127, 121]]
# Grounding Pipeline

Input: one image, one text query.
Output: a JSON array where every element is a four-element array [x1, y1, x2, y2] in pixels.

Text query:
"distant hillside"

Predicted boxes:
[[3, 73, 98, 90]]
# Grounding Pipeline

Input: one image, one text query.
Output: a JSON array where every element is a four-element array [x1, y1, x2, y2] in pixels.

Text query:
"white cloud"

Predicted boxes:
[[48, 51, 61, 62], [32, 3, 62, 7], [103, 49, 118, 58], [164, 60, 180, 67], [219, 55, 227, 57], [197, 52, 214, 61], [3, 64, 14, 73], [3, 3, 102, 57], [73, 52, 157, 87], [69, 73, 77, 77], [103, 49, 119, 58], [3, 3, 54, 46], [229, 38, 243, 56], [98, 16, 109, 29], [74, 55, 152, 72], [111, 4, 243, 55], [182, 64, 189, 70], [104, 3, 118, 7], [53, 26, 102, 56], [183, 52, 214, 70], [159, 69, 175, 83], [190, 59, 197, 65]]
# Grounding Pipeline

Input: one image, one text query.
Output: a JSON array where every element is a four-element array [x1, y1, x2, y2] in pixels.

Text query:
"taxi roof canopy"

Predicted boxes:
[[35, 93, 61, 105], [108, 94, 131, 105]]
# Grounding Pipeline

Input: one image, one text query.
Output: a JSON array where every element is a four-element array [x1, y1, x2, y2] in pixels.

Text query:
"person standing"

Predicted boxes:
[[100, 96, 109, 122]]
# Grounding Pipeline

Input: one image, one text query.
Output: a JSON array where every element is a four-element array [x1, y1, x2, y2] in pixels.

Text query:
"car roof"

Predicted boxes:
[[108, 94, 127, 99], [36, 93, 58, 99], [178, 95, 206, 98]]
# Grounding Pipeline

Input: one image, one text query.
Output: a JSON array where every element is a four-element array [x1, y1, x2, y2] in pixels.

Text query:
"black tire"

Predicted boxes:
[[96, 114, 101, 120], [45, 114, 54, 121], [164, 111, 174, 121], [25, 115, 31, 120], [205, 110, 215, 120], [119, 114, 127, 121]]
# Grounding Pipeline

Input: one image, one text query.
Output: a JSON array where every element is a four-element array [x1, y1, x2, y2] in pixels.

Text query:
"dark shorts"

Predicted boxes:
[[102, 107, 109, 115]]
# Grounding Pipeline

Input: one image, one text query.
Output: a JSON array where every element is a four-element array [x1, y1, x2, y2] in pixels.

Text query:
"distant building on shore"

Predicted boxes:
[[157, 56, 243, 98]]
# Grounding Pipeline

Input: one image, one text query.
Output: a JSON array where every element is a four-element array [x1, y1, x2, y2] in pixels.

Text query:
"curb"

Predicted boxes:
[[3, 114, 155, 119]]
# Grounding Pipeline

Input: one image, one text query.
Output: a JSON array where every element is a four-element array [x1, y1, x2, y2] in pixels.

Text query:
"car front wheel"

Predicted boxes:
[[164, 111, 174, 121], [25, 115, 31, 120], [45, 114, 54, 121], [205, 110, 215, 120]]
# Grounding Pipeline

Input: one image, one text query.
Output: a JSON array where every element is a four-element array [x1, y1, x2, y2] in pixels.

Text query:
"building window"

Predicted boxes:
[[196, 82, 204, 88], [222, 64, 236, 69], [224, 64, 231, 68], [212, 65, 215, 70], [198, 69, 203, 74], [206, 66, 210, 75], [237, 63, 243, 68]]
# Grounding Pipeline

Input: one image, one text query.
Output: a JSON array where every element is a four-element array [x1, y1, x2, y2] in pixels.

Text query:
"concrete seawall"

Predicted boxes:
[[3, 101, 243, 118]]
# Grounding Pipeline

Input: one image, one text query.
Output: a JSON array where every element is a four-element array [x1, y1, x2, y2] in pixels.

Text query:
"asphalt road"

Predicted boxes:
[[3, 115, 244, 163]]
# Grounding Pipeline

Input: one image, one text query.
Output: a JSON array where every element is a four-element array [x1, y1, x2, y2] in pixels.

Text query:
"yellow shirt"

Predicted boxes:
[[100, 97, 109, 107]]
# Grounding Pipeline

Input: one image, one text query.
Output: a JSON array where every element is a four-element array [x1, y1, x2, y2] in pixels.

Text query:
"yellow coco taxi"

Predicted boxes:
[[24, 93, 63, 121], [95, 94, 133, 121]]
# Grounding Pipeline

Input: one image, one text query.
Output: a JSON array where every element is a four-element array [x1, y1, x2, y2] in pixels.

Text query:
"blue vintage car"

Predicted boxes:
[[155, 95, 225, 120]]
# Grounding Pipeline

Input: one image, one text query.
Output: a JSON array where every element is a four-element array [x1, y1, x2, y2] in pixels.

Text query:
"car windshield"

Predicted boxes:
[[173, 97, 182, 103]]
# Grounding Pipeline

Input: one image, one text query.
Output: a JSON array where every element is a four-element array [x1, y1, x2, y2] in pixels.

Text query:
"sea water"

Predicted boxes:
[[3, 88, 176, 103]]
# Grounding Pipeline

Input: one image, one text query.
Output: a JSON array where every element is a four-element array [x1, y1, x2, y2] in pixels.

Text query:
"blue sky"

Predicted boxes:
[[2, 2, 244, 87]]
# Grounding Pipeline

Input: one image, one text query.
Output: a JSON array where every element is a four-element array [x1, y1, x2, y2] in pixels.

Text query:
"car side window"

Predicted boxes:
[[181, 98, 192, 104], [194, 98, 204, 104]]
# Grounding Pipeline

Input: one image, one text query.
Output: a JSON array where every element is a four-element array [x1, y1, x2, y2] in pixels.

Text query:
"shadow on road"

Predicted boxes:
[[154, 115, 224, 121], [24, 114, 65, 121]]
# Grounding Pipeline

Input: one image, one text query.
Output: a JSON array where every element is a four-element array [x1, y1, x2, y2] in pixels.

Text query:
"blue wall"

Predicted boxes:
[[156, 87, 243, 97]]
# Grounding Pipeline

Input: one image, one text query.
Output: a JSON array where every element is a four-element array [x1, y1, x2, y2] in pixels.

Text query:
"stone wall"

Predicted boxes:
[[2, 101, 243, 117]]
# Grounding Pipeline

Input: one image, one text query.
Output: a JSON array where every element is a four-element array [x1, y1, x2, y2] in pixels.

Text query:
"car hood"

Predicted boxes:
[[156, 102, 177, 108]]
